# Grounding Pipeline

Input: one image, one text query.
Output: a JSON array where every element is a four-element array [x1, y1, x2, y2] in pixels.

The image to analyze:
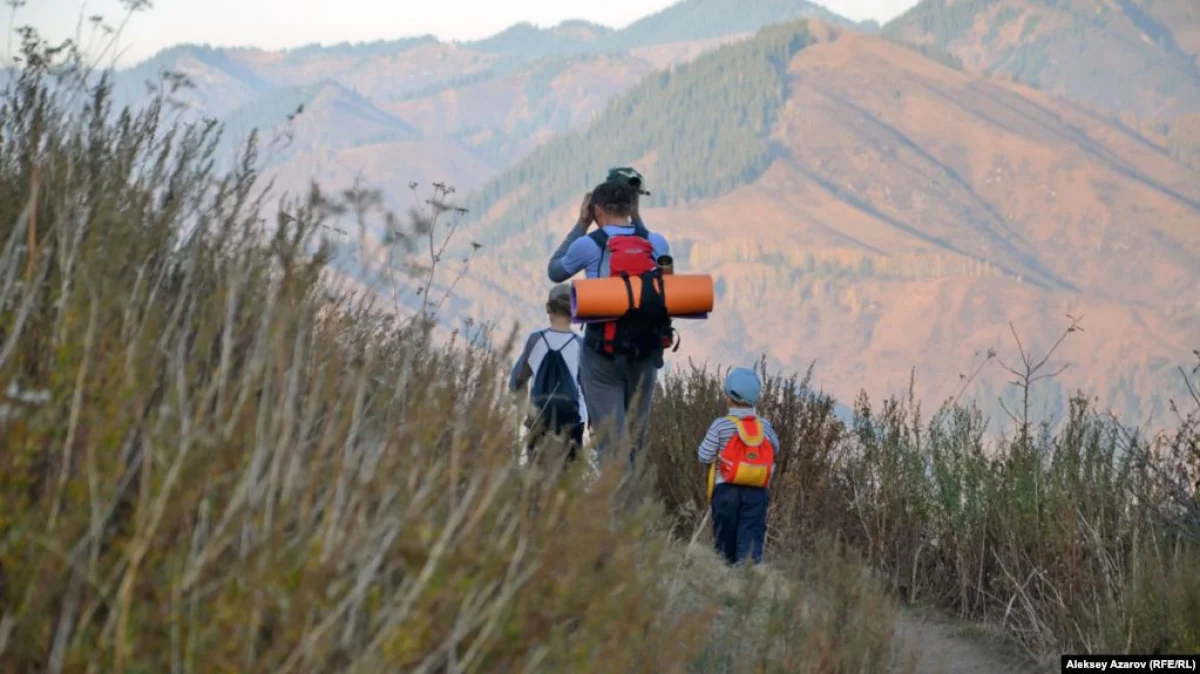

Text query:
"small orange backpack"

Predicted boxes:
[[717, 415, 775, 489]]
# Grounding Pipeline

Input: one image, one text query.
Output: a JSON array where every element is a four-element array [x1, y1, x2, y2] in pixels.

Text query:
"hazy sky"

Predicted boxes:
[[10, 0, 920, 66]]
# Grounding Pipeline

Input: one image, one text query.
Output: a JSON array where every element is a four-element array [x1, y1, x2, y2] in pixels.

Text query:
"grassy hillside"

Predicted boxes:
[[217, 81, 421, 160], [1, 34, 1197, 669], [884, 0, 1200, 120], [1168, 112, 1200, 168], [385, 52, 668, 169], [110, 44, 277, 118], [0, 35, 914, 673], [1144, 0, 1200, 57]]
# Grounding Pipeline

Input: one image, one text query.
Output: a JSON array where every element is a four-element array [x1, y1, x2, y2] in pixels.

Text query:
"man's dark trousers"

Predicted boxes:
[[578, 344, 659, 468], [711, 483, 769, 565]]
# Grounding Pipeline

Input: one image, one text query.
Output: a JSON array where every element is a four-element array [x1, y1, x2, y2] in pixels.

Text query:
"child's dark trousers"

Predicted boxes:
[[710, 483, 769, 565]]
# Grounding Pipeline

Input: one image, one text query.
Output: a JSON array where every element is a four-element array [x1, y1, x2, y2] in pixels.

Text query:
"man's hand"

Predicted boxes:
[[578, 192, 594, 229]]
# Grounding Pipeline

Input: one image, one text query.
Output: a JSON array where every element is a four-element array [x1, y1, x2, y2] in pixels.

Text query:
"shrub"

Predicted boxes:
[[647, 361, 847, 553], [647, 356, 1200, 657]]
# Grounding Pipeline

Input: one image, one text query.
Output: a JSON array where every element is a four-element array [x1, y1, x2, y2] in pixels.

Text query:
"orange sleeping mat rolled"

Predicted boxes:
[[571, 274, 714, 322]]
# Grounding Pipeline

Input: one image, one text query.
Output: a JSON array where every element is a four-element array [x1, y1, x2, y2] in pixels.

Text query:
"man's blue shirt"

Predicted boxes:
[[547, 218, 670, 283]]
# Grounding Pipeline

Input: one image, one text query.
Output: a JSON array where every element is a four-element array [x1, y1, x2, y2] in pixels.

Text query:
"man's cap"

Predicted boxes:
[[725, 367, 763, 406], [590, 181, 635, 210], [605, 166, 650, 195]]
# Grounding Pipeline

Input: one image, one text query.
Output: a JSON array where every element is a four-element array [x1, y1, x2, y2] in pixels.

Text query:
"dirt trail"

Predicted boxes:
[[891, 610, 1032, 674]]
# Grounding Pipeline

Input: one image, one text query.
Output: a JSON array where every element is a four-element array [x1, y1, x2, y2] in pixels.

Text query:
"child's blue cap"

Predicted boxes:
[[724, 367, 762, 406]]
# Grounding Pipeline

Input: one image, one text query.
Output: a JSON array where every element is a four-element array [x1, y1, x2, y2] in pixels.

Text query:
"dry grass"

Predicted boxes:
[[0, 31, 905, 674], [647, 356, 1200, 659], [663, 535, 905, 674]]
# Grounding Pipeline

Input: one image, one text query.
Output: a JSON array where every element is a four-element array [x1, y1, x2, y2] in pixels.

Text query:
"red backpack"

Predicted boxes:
[[717, 416, 776, 489], [587, 223, 677, 360]]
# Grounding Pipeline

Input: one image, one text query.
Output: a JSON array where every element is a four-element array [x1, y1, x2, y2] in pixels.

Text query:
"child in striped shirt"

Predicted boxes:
[[698, 368, 781, 565]]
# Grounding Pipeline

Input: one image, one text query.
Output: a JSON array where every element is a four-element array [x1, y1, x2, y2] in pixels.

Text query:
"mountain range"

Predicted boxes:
[[108, 0, 1200, 428], [885, 0, 1200, 120]]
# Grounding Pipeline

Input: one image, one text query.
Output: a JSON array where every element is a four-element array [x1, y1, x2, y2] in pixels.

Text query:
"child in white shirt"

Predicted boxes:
[[509, 284, 587, 462]]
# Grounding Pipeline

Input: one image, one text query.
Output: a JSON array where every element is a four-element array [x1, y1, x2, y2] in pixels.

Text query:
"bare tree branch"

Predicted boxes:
[[995, 317, 1083, 443]]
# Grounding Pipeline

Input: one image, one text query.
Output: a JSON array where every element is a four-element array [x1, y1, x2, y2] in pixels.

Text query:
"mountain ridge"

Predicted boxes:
[[883, 0, 1200, 120], [119, 0, 865, 75], [109, 0, 863, 171]]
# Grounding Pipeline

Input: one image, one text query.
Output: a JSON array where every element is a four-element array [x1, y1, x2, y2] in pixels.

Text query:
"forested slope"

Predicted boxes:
[[463, 22, 818, 243]]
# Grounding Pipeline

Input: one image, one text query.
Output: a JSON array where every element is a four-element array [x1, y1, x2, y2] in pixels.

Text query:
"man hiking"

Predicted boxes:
[[547, 168, 672, 467]]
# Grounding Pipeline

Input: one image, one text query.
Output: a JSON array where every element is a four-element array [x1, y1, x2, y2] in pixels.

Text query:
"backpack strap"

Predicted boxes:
[[588, 228, 610, 249], [541, 330, 574, 354], [727, 415, 765, 447], [588, 229, 611, 278]]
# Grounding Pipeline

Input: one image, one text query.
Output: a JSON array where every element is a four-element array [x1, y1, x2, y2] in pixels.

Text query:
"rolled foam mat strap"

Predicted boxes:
[[575, 313, 710, 324], [571, 274, 714, 320]]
